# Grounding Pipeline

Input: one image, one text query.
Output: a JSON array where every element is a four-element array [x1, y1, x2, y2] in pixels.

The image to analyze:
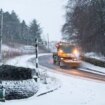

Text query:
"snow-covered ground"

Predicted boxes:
[[2, 44, 36, 54], [0, 54, 105, 105], [2, 44, 20, 53]]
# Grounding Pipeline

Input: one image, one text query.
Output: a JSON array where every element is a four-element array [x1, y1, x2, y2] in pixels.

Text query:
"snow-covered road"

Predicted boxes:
[[2, 54, 105, 105]]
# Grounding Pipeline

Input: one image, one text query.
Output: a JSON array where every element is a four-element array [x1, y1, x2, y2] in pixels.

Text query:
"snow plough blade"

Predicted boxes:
[[63, 59, 81, 68]]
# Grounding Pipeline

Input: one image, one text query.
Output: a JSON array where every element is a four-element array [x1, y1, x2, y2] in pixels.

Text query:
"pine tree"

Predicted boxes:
[[0, 9, 43, 45], [29, 19, 42, 44], [20, 20, 29, 44]]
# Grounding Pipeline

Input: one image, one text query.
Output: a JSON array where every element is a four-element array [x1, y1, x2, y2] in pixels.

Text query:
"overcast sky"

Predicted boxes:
[[0, 0, 67, 41]]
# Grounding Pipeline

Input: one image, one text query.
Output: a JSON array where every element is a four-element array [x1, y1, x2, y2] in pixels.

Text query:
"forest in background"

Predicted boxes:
[[62, 0, 105, 55], [0, 9, 42, 45]]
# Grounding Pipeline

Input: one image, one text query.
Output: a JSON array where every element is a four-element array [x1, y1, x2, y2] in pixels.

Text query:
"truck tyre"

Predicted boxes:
[[53, 59, 56, 64], [57, 61, 60, 66], [57, 60, 62, 67], [59, 61, 62, 68]]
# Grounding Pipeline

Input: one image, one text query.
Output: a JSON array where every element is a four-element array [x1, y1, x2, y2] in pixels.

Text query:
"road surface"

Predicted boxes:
[[39, 54, 105, 82]]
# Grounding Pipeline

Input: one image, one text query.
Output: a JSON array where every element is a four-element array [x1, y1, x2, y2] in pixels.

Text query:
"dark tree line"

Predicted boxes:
[[62, 0, 105, 55], [0, 9, 42, 45]]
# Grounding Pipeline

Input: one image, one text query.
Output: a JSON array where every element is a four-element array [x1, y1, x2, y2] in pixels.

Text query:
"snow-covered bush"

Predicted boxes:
[[3, 79, 38, 100], [0, 65, 38, 100]]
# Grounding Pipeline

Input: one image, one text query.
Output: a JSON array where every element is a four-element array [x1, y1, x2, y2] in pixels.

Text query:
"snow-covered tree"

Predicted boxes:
[[29, 19, 42, 44], [62, 0, 105, 55]]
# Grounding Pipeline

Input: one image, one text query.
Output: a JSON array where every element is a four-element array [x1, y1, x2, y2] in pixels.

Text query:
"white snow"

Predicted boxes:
[[2, 44, 21, 57], [2, 44, 36, 58], [1, 53, 105, 105], [2, 45, 19, 52], [19, 45, 35, 54]]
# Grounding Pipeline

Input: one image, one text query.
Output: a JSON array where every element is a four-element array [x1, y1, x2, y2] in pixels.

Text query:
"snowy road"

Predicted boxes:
[[1, 54, 105, 105], [39, 54, 105, 81]]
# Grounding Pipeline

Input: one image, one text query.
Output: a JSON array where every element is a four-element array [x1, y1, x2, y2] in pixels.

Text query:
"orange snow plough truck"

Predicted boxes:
[[53, 42, 81, 68]]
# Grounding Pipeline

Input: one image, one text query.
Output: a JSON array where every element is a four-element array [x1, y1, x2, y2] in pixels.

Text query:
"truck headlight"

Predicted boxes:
[[59, 49, 63, 54], [73, 49, 80, 58]]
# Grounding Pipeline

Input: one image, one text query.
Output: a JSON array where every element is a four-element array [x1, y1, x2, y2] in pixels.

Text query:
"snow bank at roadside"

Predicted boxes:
[[79, 61, 105, 76], [85, 52, 105, 62]]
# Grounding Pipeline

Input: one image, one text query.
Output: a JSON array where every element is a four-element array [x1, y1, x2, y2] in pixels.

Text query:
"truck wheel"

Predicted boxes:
[[57, 61, 60, 66], [53, 55, 56, 65], [53, 60, 56, 64], [55, 60, 59, 66], [58, 61, 62, 67], [59, 61, 65, 68], [59, 62, 62, 67]]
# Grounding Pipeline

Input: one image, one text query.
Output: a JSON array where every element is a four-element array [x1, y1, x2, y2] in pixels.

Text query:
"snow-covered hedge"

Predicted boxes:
[[85, 52, 105, 62], [82, 56, 105, 67], [0, 65, 34, 80], [0, 65, 38, 100], [3, 79, 38, 100]]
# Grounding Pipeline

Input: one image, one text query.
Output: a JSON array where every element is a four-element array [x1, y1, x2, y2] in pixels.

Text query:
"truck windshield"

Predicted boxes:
[[61, 46, 74, 53]]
